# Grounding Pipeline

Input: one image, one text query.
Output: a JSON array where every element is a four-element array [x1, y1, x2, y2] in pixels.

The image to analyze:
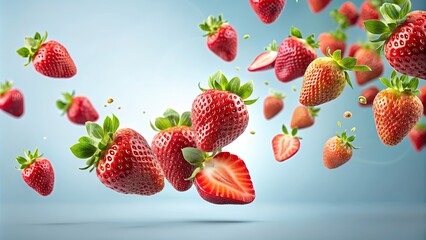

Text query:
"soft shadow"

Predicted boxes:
[[119, 220, 258, 229]]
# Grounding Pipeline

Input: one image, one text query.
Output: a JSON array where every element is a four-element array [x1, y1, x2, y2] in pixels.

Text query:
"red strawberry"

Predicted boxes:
[[248, 40, 278, 72], [182, 148, 255, 204], [17, 32, 76, 78], [71, 115, 165, 195], [57, 91, 99, 125], [308, 0, 332, 14], [319, 29, 347, 56], [419, 86, 426, 116], [330, 2, 359, 28], [359, 86, 379, 106], [409, 123, 426, 152], [264, 90, 285, 120], [249, 0, 286, 24], [357, 1, 380, 29], [373, 71, 423, 146], [348, 43, 361, 57], [290, 105, 320, 129], [151, 109, 196, 192], [354, 48, 384, 85], [272, 125, 301, 162], [16, 149, 54, 196], [323, 130, 358, 169], [299, 49, 371, 106], [199, 15, 238, 62], [274, 27, 319, 82], [191, 71, 257, 152], [0, 81, 24, 118]]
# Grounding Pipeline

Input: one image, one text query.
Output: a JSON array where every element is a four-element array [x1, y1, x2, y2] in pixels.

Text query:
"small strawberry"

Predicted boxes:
[[151, 109, 196, 192], [319, 28, 347, 56], [272, 125, 301, 162], [71, 115, 165, 195], [419, 86, 426, 116], [274, 27, 319, 82], [299, 49, 371, 106], [0, 81, 24, 118], [354, 47, 384, 85], [409, 123, 426, 152], [308, 0, 332, 14], [323, 130, 358, 169], [182, 148, 255, 204], [357, 1, 380, 29], [249, 0, 286, 24], [348, 43, 361, 57], [199, 15, 238, 62], [248, 40, 278, 72], [330, 2, 359, 28], [16, 148, 54, 196], [359, 86, 380, 106], [57, 91, 99, 125], [264, 90, 285, 120], [192, 71, 257, 152], [290, 105, 320, 129], [373, 71, 423, 146], [17, 32, 76, 78], [365, 1, 426, 79]]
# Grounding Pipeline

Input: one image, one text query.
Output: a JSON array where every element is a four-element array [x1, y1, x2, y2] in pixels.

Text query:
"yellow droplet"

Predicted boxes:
[[243, 34, 250, 39], [235, 67, 240, 71], [337, 121, 342, 127], [351, 127, 356, 132], [250, 131, 256, 135], [291, 86, 297, 92], [107, 98, 114, 104], [343, 111, 352, 118], [264, 81, 269, 86]]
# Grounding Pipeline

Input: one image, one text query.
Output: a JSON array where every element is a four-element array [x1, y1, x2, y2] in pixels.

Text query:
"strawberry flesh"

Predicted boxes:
[[272, 134, 300, 162], [248, 51, 277, 72]]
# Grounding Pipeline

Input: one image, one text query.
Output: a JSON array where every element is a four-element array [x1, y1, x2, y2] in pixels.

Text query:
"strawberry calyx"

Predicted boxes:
[[330, 28, 347, 41], [70, 114, 120, 172], [56, 91, 75, 114], [0, 80, 13, 96], [269, 89, 286, 99], [308, 107, 320, 118], [16, 31, 48, 66], [336, 130, 359, 150], [330, 8, 350, 29], [379, 70, 420, 95], [16, 148, 44, 170], [182, 147, 221, 180], [289, 26, 319, 49], [199, 15, 228, 37], [281, 124, 302, 139], [150, 108, 191, 131], [265, 40, 278, 52]]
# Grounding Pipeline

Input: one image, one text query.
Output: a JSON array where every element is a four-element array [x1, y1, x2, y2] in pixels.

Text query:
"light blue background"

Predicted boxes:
[[1, 0, 425, 239]]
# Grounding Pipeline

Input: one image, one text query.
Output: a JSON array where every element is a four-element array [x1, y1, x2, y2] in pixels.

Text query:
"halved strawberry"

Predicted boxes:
[[272, 125, 301, 162], [248, 40, 278, 72]]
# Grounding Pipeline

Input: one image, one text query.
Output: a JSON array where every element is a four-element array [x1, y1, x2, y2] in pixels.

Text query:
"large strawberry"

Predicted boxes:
[[274, 27, 319, 82], [357, 1, 380, 29], [248, 40, 278, 72], [323, 130, 358, 169], [192, 71, 257, 152], [17, 32, 76, 78], [264, 90, 285, 120], [308, 0, 332, 14], [290, 105, 320, 129], [151, 109, 196, 192], [0, 81, 24, 118], [364, 0, 426, 79], [354, 47, 384, 85], [409, 123, 426, 152], [57, 91, 99, 125], [199, 15, 238, 62], [359, 86, 380, 107], [249, 0, 286, 24], [373, 71, 423, 146], [299, 49, 371, 106], [16, 148, 54, 196], [319, 29, 347, 56], [272, 125, 301, 162], [419, 86, 426, 116], [182, 148, 255, 204], [70, 115, 164, 195], [330, 2, 359, 28]]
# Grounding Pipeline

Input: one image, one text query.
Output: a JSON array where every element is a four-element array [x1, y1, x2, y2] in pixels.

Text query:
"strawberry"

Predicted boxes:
[[354, 47, 384, 85], [16, 148, 54, 196], [365, 1, 426, 79], [199, 15, 238, 62], [248, 40, 278, 72], [330, 2, 359, 28], [348, 43, 361, 57], [0, 81, 24, 118], [151, 109, 196, 192], [409, 123, 426, 152], [57, 91, 99, 125], [71, 115, 165, 195], [299, 49, 371, 106], [308, 0, 332, 14], [319, 29, 347, 56], [272, 125, 301, 162], [274, 27, 319, 82], [182, 148, 255, 204], [359, 86, 379, 106], [249, 0, 286, 24], [290, 105, 320, 129], [357, 1, 380, 29], [419, 86, 426, 116], [264, 90, 285, 120], [17, 32, 76, 78], [323, 130, 358, 169], [373, 71, 423, 146], [192, 71, 257, 152]]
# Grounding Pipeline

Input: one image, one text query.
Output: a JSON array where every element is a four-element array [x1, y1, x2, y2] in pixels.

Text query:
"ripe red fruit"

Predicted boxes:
[[249, 0, 286, 24], [191, 71, 257, 152], [57, 91, 99, 125], [264, 90, 285, 120], [419, 86, 426, 116], [330, 2, 359, 28], [0, 81, 24, 118], [359, 86, 379, 107], [348, 43, 361, 57], [308, 0, 332, 14], [199, 15, 238, 62], [272, 125, 301, 162], [290, 105, 320, 129], [409, 123, 426, 152], [17, 32, 76, 78], [323, 131, 358, 169], [248, 40, 278, 72], [357, 1, 380, 29], [354, 48, 384, 85], [16, 149, 54, 196], [151, 109, 196, 192], [274, 27, 319, 82], [319, 29, 347, 56], [71, 115, 165, 195]]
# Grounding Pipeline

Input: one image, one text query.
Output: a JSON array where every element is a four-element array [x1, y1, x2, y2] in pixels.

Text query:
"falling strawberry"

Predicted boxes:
[[264, 90, 285, 120], [373, 71, 423, 146], [192, 71, 257, 152], [319, 29, 347, 56], [151, 109, 196, 192], [419, 86, 426, 116], [348, 43, 361, 57], [249, 0, 286, 24], [357, 1, 380, 29], [182, 148, 255, 204], [16, 148, 54, 196], [290, 105, 320, 129], [323, 130, 358, 169], [272, 125, 301, 162], [0, 81, 24, 118], [70, 115, 165, 195], [359, 86, 379, 107], [299, 49, 371, 106], [248, 40, 278, 72], [409, 123, 426, 152], [364, 0, 426, 79], [199, 15, 238, 62], [57, 91, 99, 125], [274, 26, 319, 82], [330, 2, 359, 28], [17, 32, 76, 78], [308, 0, 332, 14], [354, 47, 384, 85]]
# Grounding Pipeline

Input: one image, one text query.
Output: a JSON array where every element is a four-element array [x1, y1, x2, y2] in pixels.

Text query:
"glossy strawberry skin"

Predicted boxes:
[[290, 105, 314, 129], [308, 0, 332, 14], [319, 33, 346, 56], [340, 1, 358, 26], [323, 136, 352, 169], [96, 128, 164, 195], [33, 40, 77, 78], [207, 24, 238, 62], [249, 0, 286, 24], [348, 44, 361, 57], [264, 96, 283, 120], [357, 1, 379, 29], [354, 48, 384, 85], [67, 96, 99, 125], [0, 88, 24, 118], [22, 158, 54, 196], [359, 86, 379, 107], [409, 126, 426, 152], [152, 126, 196, 192], [419, 86, 426, 116]]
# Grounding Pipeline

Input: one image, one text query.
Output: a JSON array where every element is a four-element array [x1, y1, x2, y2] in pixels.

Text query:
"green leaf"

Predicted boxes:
[[56, 100, 66, 110], [182, 147, 205, 166], [16, 156, 27, 165], [371, 33, 390, 43], [219, 73, 228, 90], [227, 77, 240, 94], [185, 167, 201, 181], [399, 0, 411, 18], [86, 122, 104, 139], [243, 98, 258, 105], [340, 58, 356, 69], [351, 66, 371, 72], [347, 135, 356, 142], [290, 26, 302, 38], [282, 125, 289, 135], [364, 20, 390, 34], [34, 32, 41, 40], [408, 77, 419, 90], [16, 47, 30, 57], [238, 80, 254, 99], [111, 114, 120, 132], [178, 111, 192, 127], [380, 77, 392, 88], [332, 49, 342, 61], [103, 116, 112, 133], [291, 127, 298, 136], [79, 136, 96, 145], [164, 108, 180, 126], [345, 71, 353, 89], [391, 70, 397, 79], [70, 143, 97, 159], [381, 3, 400, 21], [24, 37, 38, 48], [155, 117, 172, 130]]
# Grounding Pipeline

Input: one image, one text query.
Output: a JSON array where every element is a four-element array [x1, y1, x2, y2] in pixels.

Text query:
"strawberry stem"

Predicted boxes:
[[199, 15, 227, 37], [17, 31, 48, 66], [380, 70, 420, 95], [16, 148, 44, 170], [150, 109, 192, 131], [56, 91, 75, 115]]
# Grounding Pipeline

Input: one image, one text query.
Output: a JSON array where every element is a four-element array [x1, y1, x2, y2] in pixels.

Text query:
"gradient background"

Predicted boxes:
[[1, 0, 425, 239]]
